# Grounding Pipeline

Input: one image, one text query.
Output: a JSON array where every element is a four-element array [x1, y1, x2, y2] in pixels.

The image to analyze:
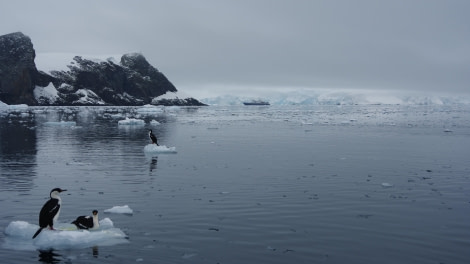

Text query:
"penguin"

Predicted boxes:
[[72, 210, 100, 230], [32, 188, 67, 239], [149, 129, 159, 145]]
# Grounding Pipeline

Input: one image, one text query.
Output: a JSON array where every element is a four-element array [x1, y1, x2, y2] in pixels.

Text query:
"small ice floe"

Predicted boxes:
[[143, 144, 177, 154], [301, 121, 313, 125], [118, 117, 145, 126], [444, 128, 453, 133], [381, 182, 394, 188], [150, 119, 160, 126], [104, 205, 133, 215], [44, 121, 77, 126], [3, 218, 127, 251], [110, 113, 124, 119]]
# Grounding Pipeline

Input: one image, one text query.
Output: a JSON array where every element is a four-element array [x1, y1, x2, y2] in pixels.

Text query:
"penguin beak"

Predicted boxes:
[[61, 189, 67, 192]]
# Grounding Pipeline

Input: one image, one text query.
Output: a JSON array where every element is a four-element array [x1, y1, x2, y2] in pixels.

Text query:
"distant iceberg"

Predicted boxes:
[[118, 118, 145, 126], [136, 104, 164, 114], [199, 89, 470, 106]]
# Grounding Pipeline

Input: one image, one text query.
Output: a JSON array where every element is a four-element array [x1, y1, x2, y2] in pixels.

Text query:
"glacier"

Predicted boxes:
[[199, 89, 470, 106]]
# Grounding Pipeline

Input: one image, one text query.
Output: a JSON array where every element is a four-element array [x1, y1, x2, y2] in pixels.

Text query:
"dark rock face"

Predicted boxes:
[[0, 32, 205, 106], [0, 32, 51, 105], [49, 54, 179, 105]]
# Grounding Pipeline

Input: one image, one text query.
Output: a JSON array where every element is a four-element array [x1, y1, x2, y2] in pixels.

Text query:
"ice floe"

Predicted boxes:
[[104, 205, 133, 215], [143, 144, 177, 154], [150, 119, 160, 126], [118, 117, 145, 126], [2, 218, 127, 251]]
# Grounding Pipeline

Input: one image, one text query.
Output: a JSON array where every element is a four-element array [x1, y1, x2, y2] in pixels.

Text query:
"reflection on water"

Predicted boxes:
[[149, 157, 158, 173], [0, 110, 37, 192], [37, 246, 99, 263], [38, 250, 61, 264]]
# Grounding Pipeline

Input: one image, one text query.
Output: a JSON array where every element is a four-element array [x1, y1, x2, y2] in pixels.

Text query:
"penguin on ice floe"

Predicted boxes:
[[72, 210, 100, 230], [32, 188, 67, 239], [149, 129, 159, 145]]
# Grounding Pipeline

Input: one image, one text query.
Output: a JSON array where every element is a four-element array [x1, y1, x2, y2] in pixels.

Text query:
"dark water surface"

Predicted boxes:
[[1, 105, 469, 263]]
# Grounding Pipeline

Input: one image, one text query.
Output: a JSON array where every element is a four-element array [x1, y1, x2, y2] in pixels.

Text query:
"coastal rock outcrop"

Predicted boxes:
[[0, 32, 205, 106], [0, 32, 53, 105]]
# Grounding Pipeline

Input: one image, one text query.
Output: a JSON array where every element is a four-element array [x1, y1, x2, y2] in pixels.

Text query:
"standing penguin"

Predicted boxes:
[[149, 129, 159, 145], [32, 188, 67, 239], [72, 210, 100, 230]]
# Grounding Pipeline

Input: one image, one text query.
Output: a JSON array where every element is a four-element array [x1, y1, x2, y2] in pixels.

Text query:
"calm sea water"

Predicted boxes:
[[1, 104, 469, 263]]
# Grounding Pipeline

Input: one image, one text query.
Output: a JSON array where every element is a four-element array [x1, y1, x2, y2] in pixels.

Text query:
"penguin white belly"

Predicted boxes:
[[53, 200, 62, 223]]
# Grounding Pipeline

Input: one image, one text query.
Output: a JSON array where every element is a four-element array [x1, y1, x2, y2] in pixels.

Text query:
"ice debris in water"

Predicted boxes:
[[44, 121, 77, 126], [150, 119, 160, 125], [136, 104, 163, 114], [118, 117, 145, 126], [104, 205, 134, 215], [144, 144, 177, 153], [381, 182, 394, 188], [3, 218, 127, 251]]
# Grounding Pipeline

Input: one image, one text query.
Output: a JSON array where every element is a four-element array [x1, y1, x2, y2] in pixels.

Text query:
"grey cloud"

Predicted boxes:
[[1, 0, 469, 96]]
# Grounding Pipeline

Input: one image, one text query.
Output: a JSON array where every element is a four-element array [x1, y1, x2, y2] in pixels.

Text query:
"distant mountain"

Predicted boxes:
[[0, 32, 205, 106]]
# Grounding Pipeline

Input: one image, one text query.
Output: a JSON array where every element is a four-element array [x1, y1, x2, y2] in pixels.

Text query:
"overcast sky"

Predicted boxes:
[[1, 0, 469, 98]]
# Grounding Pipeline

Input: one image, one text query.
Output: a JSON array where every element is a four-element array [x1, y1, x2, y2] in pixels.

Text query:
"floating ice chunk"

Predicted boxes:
[[150, 119, 160, 125], [44, 121, 77, 126], [104, 205, 133, 215], [444, 128, 452, 133], [110, 113, 124, 119], [381, 183, 394, 188], [143, 144, 177, 154], [2, 219, 127, 251], [118, 117, 145, 126]]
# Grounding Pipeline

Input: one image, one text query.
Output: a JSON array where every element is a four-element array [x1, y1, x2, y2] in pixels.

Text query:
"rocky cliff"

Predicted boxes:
[[0, 32, 52, 105], [0, 32, 205, 106]]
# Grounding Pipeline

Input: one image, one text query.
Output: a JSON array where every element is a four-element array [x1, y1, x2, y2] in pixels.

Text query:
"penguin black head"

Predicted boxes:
[[92, 210, 98, 216], [50, 188, 66, 197], [149, 129, 153, 133]]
